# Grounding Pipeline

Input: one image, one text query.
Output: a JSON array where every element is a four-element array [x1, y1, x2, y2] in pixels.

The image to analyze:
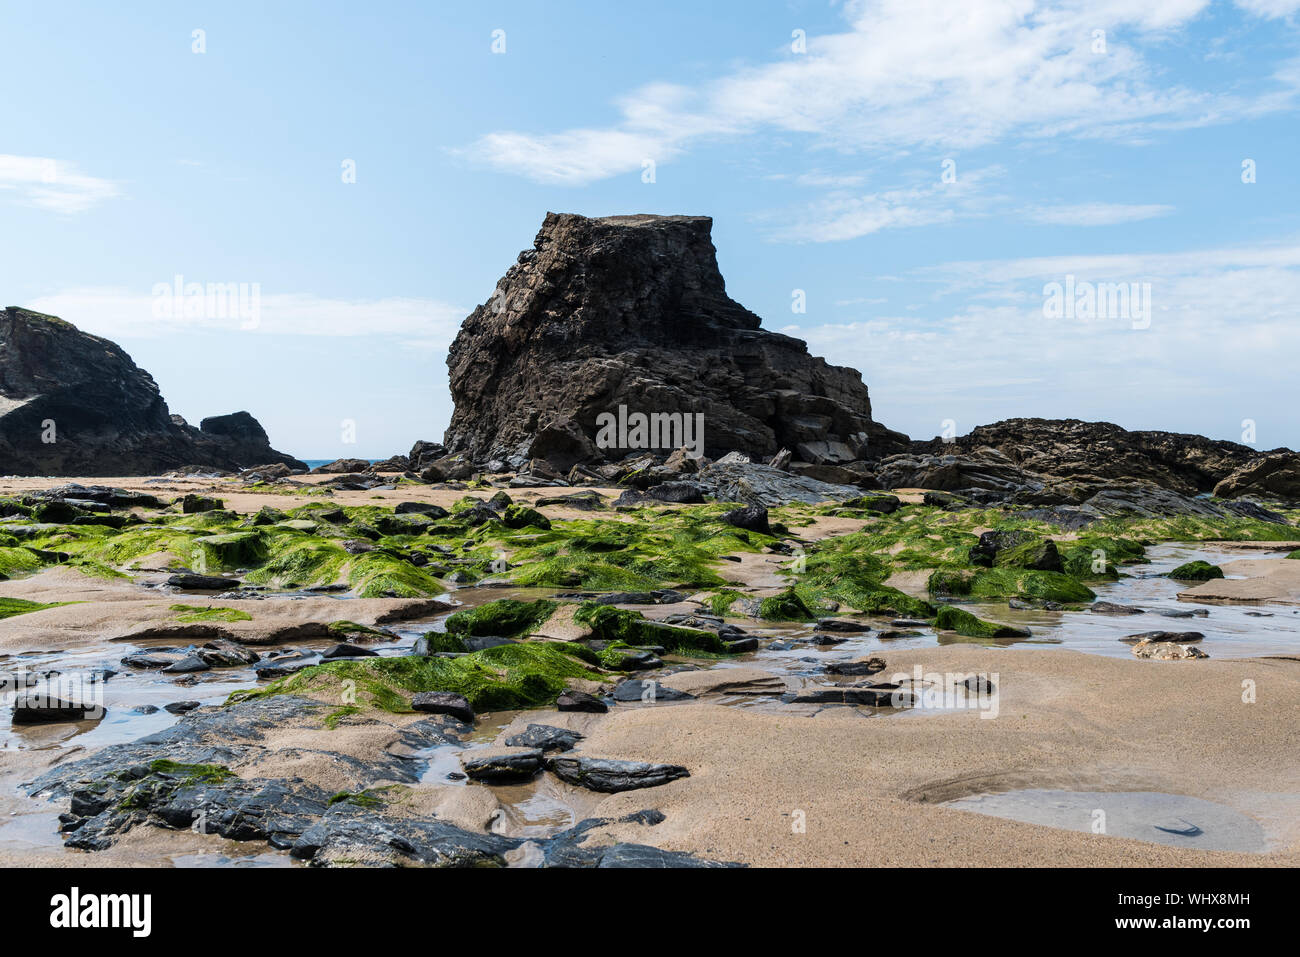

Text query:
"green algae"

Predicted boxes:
[[573, 602, 730, 654], [232, 642, 610, 713], [933, 605, 1030, 639], [0, 597, 65, 620], [927, 567, 1094, 604], [1168, 560, 1225, 581], [444, 598, 559, 639], [169, 603, 253, 623]]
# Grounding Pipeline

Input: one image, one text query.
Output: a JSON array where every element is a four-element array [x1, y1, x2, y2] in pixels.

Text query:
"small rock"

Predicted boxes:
[[556, 689, 608, 713], [546, 756, 689, 793], [504, 724, 584, 753], [164, 700, 202, 714], [410, 691, 475, 724], [321, 643, 379, 659], [461, 749, 543, 783], [1090, 601, 1145, 615]]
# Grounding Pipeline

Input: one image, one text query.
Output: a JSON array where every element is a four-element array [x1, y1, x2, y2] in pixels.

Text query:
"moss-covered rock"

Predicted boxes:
[[444, 598, 559, 639], [758, 587, 815, 621], [928, 567, 1094, 604], [502, 505, 551, 530], [193, 531, 268, 570], [993, 538, 1063, 573], [169, 604, 252, 623], [933, 605, 1030, 639], [1168, 560, 1225, 581], [233, 642, 610, 713], [573, 602, 729, 654]]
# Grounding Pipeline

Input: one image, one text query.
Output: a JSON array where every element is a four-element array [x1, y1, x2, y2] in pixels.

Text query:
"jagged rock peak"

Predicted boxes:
[[444, 212, 908, 466]]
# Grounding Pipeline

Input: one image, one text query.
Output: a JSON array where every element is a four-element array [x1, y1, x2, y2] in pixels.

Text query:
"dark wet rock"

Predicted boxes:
[[614, 482, 706, 507], [121, 648, 190, 670], [535, 491, 606, 511], [1213, 452, 1300, 503], [321, 643, 378, 660], [611, 679, 696, 703], [824, 657, 886, 676], [461, 749, 544, 783], [161, 655, 210, 674], [311, 458, 372, 474], [556, 689, 608, 713], [393, 501, 450, 518], [409, 691, 475, 724], [814, 617, 872, 633], [792, 684, 913, 707], [1090, 601, 1146, 615], [290, 802, 519, 867], [961, 674, 997, 694], [922, 490, 971, 510], [602, 648, 664, 670], [719, 504, 770, 534], [1007, 597, 1063, 610], [542, 813, 741, 868], [1120, 631, 1205, 644], [910, 418, 1275, 501], [12, 693, 102, 723], [164, 701, 202, 714], [504, 724, 584, 753], [808, 632, 848, 646], [547, 755, 689, 793], [166, 572, 239, 590], [877, 629, 923, 640], [253, 653, 320, 679], [890, 618, 929, 627], [724, 637, 760, 653], [1158, 608, 1210, 618], [131, 704, 160, 715], [695, 461, 864, 507], [198, 639, 260, 668]]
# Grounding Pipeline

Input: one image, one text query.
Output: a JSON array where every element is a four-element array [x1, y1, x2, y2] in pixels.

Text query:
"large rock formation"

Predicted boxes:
[[444, 213, 908, 466], [0, 307, 305, 475], [890, 417, 1299, 504]]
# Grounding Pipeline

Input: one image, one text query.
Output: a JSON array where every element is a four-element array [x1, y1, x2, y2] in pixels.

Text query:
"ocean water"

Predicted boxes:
[[300, 459, 382, 470]]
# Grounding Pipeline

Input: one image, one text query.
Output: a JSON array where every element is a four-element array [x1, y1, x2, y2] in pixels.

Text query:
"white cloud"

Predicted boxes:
[[800, 238, 1300, 441], [0, 155, 120, 213], [25, 289, 467, 344], [760, 164, 1005, 242], [1234, 0, 1300, 18], [459, 0, 1295, 186], [1023, 202, 1175, 225]]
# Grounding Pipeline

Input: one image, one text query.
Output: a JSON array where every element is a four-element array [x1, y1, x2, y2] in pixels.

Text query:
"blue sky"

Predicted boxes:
[[3, 0, 1299, 458]]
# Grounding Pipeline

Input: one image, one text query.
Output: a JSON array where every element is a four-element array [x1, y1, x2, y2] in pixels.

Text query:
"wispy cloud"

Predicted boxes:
[[25, 289, 467, 345], [458, 0, 1299, 186], [1023, 202, 1175, 226], [0, 155, 120, 213], [799, 238, 1300, 440]]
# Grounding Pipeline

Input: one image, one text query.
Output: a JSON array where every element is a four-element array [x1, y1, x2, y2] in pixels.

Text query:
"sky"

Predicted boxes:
[[2, 0, 1299, 459]]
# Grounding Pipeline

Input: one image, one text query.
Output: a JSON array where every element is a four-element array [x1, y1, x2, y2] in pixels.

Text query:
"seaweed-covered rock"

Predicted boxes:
[[1168, 560, 1224, 581], [933, 605, 1030, 639]]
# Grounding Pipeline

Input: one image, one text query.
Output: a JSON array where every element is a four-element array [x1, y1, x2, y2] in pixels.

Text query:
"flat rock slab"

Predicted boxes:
[[661, 667, 787, 697], [1177, 558, 1300, 606], [612, 679, 696, 703], [461, 748, 544, 783], [504, 724, 584, 753], [546, 755, 690, 792]]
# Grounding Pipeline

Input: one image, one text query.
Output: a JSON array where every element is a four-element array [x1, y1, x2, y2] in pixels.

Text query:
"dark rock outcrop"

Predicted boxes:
[[443, 213, 908, 467], [905, 418, 1285, 500], [0, 307, 305, 475]]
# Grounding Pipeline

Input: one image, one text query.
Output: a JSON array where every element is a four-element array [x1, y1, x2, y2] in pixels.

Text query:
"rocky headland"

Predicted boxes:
[[0, 307, 304, 476]]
